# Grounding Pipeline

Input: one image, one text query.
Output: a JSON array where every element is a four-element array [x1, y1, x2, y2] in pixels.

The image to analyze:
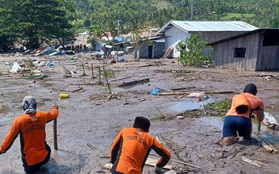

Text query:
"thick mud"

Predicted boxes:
[[1, 53, 279, 174]]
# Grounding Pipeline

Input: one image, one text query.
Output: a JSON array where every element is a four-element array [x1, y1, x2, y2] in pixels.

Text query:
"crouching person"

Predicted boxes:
[[110, 116, 171, 174], [222, 83, 264, 146], [0, 96, 59, 174]]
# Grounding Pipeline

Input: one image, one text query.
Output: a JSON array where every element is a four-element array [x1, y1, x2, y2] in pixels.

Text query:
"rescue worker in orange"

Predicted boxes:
[[110, 116, 171, 174], [0, 96, 59, 174], [222, 83, 264, 146]]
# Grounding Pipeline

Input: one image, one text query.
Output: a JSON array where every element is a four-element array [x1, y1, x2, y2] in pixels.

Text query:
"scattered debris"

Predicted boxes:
[[118, 78, 150, 87], [10, 62, 21, 73], [58, 93, 70, 99], [253, 131, 278, 153], [262, 112, 279, 130], [103, 158, 173, 170], [242, 156, 267, 168]]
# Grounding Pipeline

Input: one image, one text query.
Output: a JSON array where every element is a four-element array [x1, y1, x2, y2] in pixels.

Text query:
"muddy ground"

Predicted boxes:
[[1, 53, 279, 174]]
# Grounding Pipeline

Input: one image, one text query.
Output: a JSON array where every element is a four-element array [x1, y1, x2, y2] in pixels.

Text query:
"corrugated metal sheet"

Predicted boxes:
[[156, 20, 258, 37]]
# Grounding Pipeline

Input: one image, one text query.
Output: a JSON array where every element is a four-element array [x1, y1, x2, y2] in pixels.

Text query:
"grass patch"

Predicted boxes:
[[181, 99, 232, 117], [204, 98, 231, 116], [174, 70, 191, 77]]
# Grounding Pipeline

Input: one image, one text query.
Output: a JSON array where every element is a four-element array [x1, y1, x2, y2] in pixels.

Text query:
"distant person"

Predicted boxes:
[[110, 116, 171, 174], [222, 83, 264, 146], [0, 96, 59, 174]]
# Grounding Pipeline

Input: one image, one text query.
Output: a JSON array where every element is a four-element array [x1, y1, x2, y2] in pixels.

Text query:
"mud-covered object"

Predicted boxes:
[[22, 96, 37, 114]]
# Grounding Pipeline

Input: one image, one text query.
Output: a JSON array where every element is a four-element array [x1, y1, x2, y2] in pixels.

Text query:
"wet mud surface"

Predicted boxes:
[[1, 54, 279, 173]]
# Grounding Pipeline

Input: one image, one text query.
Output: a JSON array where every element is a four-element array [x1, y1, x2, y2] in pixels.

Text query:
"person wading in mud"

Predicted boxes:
[[222, 83, 264, 146], [0, 96, 59, 174], [110, 116, 171, 174]]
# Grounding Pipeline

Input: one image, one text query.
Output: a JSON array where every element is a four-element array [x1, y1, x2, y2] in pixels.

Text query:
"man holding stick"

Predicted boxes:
[[0, 96, 59, 174]]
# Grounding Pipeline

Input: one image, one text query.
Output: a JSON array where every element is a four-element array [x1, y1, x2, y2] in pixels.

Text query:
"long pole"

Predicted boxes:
[[53, 118, 58, 150], [191, 3, 194, 21]]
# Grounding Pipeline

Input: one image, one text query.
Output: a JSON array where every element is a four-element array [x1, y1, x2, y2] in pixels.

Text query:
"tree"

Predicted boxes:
[[0, 0, 74, 50], [176, 33, 212, 67]]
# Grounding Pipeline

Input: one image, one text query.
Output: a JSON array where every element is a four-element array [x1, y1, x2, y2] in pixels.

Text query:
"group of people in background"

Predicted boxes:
[[0, 83, 264, 174]]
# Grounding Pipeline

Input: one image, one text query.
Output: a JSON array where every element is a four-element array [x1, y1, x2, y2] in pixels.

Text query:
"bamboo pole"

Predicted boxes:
[[102, 66, 112, 94], [53, 118, 58, 150], [253, 131, 277, 153]]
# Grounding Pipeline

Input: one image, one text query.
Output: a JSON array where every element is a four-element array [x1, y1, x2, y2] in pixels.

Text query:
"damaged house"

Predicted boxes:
[[155, 20, 258, 58], [209, 29, 279, 71]]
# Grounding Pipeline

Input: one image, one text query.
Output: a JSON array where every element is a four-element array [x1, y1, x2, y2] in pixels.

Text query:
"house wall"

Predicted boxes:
[[256, 35, 279, 71], [201, 31, 246, 43], [213, 33, 260, 71], [165, 27, 247, 58], [165, 26, 190, 57], [139, 41, 165, 59]]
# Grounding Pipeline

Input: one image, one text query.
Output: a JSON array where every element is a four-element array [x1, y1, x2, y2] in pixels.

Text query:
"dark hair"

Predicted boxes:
[[236, 105, 249, 114], [243, 83, 257, 95], [133, 116, 150, 132]]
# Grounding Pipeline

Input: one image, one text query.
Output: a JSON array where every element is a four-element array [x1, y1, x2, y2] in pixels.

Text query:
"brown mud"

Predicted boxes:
[[1, 53, 279, 174]]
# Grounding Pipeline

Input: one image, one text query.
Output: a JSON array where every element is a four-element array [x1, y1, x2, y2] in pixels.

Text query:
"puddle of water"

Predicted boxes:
[[169, 98, 215, 112], [200, 110, 279, 148]]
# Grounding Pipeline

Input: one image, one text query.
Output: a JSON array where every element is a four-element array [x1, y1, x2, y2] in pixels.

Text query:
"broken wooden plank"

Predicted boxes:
[[150, 153, 201, 169], [157, 90, 233, 96], [118, 78, 150, 87], [241, 156, 262, 168], [204, 90, 234, 94], [253, 131, 278, 153], [103, 157, 172, 170], [171, 87, 196, 91], [157, 92, 190, 96]]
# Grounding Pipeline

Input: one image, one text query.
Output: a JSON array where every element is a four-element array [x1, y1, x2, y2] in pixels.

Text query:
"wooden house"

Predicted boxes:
[[155, 20, 258, 58], [209, 29, 279, 71], [138, 37, 165, 59]]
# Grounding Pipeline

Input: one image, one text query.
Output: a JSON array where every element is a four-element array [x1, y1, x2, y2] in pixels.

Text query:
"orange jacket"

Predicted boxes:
[[110, 127, 171, 174], [0, 106, 58, 166], [226, 93, 264, 118]]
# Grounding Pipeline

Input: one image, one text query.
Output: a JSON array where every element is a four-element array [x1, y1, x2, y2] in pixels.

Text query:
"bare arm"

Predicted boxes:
[[253, 109, 264, 122]]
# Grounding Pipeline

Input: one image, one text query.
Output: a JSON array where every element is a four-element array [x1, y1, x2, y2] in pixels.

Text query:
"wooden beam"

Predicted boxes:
[[104, 158, 173, 170], [118, 78, 150, 87]]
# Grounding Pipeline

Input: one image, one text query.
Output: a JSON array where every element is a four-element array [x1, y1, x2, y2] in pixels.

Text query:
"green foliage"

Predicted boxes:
[[204, 99, 232, 116], [0, 0, 74, 49], [176, 33, 212, 67]]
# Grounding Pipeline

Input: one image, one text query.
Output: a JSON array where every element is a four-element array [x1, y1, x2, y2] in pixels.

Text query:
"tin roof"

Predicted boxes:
[[155, 20, 259, 37]]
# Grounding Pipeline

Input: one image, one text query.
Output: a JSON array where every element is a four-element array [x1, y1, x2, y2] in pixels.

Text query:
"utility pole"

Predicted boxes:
[[190, 3, 194, 21], [117, 20, 120, 37]]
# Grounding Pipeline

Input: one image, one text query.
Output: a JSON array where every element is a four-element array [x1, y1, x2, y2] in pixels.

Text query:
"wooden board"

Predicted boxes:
[[162, 47, 173, 59], [104, 157, 172, 170]]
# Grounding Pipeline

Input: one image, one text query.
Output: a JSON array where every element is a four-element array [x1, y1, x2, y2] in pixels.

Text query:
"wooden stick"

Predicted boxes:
[[102, 66, 112, 94], [150, 153, 201, 169], [253, 131, 277, 153], [53, 118, 58, 150], [91, 63, 95, 79], [242, 156, 262, 167]]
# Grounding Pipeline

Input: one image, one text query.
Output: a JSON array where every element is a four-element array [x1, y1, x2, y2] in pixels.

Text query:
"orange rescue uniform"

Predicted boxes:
[[0, 106, 58, 166], [226, 93, 264, 118], [110, 127, 171, 174]]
